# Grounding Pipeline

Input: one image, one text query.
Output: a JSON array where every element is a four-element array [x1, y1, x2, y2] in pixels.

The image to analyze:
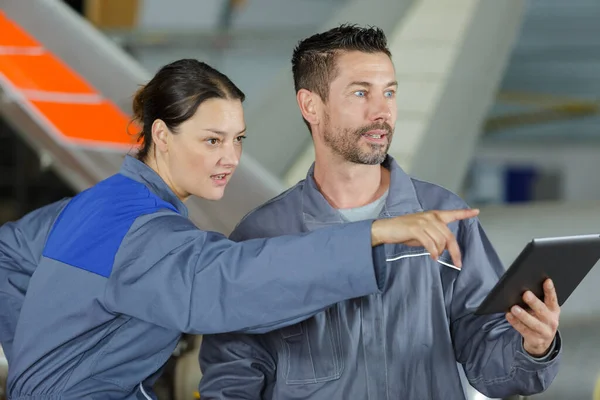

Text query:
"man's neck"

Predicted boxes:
[[313, 153, 390, 209]]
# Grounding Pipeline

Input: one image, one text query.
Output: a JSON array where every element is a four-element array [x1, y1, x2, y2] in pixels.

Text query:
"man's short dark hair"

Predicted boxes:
[[291, 24, 391, 102]]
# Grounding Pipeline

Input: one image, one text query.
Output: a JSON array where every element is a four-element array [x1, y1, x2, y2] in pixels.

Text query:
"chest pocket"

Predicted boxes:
[[385, 247, 460, 324], [278, 306, 343, 385]]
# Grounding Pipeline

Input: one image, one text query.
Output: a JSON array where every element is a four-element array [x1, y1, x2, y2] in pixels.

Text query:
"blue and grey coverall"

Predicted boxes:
[[0, 155, 388, 400]]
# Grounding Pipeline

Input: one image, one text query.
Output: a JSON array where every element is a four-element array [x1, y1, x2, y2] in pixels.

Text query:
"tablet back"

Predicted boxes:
[[475, 234, 600, 315]]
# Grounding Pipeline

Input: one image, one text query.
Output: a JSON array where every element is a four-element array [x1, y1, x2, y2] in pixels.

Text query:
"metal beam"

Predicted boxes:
[[486, 91, 599, 133]]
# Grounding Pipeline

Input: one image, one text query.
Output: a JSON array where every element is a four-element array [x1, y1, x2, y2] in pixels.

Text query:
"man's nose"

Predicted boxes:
[[370, 96, 392, 122]]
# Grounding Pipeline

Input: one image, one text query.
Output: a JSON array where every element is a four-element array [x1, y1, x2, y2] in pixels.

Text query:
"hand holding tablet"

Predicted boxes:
[[505, 278, 560, 357], [476, 234, 600, 356]]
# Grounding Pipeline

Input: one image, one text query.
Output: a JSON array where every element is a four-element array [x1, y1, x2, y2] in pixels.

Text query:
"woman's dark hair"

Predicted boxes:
[[132, 59, 245, 161]]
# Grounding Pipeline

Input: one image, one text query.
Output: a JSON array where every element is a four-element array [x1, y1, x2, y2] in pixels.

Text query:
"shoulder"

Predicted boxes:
[[230, 181, 305, 240], [410, 178, 471, 212], [58, 174, 179, 228], [44, 175, 186, 278]]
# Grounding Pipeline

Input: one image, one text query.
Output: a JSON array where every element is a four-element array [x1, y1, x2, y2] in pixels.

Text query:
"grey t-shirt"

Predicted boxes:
[[338, 190, 389, 222]]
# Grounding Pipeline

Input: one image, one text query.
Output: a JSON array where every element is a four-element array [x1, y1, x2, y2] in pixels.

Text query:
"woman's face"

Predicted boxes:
[[153, 98, 246, 201]]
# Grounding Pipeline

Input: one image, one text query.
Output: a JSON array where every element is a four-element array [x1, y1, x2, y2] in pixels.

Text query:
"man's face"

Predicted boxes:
[[320, 51, 397, 165]]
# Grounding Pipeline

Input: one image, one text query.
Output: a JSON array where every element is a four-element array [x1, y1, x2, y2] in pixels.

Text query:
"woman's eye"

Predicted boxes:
[[235, 135, 247, 143], [207, 138, 219, 145]]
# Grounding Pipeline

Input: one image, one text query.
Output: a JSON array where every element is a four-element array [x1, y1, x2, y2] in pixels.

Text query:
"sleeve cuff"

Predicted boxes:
[[522, 331, 561, 362]]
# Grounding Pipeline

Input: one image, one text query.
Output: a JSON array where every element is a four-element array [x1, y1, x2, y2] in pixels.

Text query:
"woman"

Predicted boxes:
[[0, 59, 476, 399]]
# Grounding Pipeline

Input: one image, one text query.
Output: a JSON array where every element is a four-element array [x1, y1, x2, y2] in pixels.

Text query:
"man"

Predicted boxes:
[[199, 24, 561, 399]]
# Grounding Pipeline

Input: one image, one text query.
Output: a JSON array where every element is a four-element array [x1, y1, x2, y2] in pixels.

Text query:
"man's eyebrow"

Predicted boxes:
[[346, 80, 398, 88], [347, 81, 371, 88]]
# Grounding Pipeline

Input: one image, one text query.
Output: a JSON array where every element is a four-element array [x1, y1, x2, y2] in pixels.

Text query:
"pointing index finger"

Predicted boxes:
[[437, 208, 480, 224]]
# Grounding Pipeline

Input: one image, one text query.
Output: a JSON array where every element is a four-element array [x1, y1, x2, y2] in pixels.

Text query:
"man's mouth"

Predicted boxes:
[[361, 129, 388, 142], [363, 133, 385, 139]]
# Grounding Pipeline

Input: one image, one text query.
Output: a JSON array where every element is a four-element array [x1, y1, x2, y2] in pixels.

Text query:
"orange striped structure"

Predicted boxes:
[[0, 11, 137, 150]]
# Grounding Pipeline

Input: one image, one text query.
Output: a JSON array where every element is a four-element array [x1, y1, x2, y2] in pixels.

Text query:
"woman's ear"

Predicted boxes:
[[151, 119, 169, 154]]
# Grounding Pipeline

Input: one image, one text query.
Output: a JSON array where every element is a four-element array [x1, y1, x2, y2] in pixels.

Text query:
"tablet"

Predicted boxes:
[[475, 234, 600, 315]]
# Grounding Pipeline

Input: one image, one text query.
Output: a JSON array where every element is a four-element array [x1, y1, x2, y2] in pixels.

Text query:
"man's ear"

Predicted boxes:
[[151, 119, 169, 154], [296, 89, 322, 127]]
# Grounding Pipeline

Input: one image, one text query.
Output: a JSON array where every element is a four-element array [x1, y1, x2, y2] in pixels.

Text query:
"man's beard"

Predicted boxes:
[[323, 120, 393, 165]]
